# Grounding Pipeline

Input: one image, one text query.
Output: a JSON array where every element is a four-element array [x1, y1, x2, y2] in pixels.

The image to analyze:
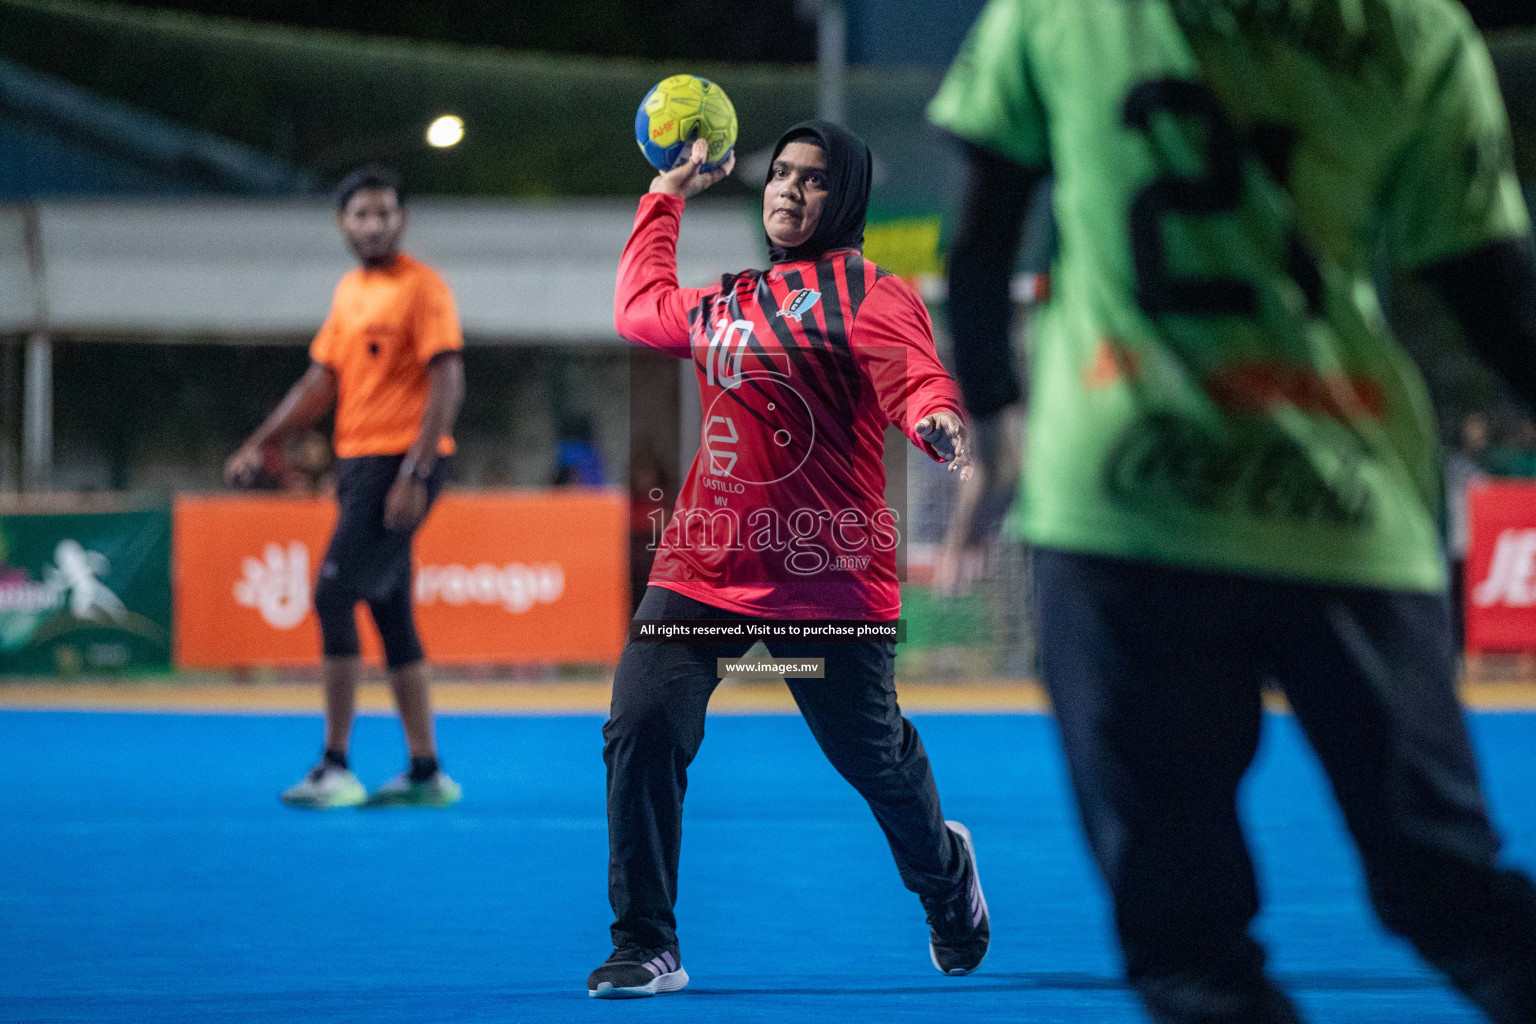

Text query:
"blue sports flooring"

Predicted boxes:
[[2, 709, 1533, 1023]]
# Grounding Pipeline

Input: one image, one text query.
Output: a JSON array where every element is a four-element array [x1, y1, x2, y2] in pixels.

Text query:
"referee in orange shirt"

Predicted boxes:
[[226, 165, 467, 809]]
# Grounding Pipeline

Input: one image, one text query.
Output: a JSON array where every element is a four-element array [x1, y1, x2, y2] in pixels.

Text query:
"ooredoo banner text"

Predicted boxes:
[[174, 492, 628, 667]]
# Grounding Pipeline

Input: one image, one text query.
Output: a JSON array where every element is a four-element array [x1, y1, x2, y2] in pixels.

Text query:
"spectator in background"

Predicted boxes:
[[258, 446, 286, 490], [234, 432, 334, 493], [1484, 418, 1536, 477], [552, 414, 606, 486], [1446, 413, 1489, 650], [285, 431, 336, 497]]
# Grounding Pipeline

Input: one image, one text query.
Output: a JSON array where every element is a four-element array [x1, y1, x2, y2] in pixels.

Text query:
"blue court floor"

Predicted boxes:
[[2, 709, 1532, 1023]]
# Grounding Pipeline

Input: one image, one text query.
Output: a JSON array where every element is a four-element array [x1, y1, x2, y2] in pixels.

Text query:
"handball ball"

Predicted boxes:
[[635, 74, 738, 172]]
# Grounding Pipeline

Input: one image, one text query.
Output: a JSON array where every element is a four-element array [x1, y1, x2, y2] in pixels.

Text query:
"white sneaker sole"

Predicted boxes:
[[931, 820, 989, 976], [279, 788, 366, 809], [361, 785, 462, 809], [588, 967, 689, 998]]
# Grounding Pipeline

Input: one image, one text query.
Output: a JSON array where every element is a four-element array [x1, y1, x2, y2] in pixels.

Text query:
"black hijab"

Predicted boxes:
[[765, 120, 873, 264]]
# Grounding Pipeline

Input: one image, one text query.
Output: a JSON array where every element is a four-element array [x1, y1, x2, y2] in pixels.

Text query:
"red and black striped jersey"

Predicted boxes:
[[615, 193, 963, 619]]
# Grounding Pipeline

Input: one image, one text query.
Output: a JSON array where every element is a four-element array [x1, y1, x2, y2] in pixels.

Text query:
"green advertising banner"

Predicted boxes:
[[0, 509, 172, 675]]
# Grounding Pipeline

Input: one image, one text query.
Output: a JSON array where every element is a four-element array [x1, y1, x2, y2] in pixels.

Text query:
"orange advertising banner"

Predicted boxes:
[[174, 491, 628, 667]]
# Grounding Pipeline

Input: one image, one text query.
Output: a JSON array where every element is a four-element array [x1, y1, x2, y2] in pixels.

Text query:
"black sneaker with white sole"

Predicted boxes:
[[923, 820, 990, 975], [586, 945, 688, 998]]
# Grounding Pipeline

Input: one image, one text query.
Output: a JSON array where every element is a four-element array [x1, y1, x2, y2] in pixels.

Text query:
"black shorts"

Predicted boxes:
[[317, 454, 450, 604], [1032, 547, 1536, 1022]]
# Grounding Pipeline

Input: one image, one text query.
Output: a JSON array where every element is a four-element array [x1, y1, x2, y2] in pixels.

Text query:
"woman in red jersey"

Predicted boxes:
[[586, 122, 989, 998]]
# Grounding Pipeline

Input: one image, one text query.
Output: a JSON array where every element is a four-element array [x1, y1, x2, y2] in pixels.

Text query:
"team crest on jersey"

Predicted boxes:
[[778, 288, 821, 323]]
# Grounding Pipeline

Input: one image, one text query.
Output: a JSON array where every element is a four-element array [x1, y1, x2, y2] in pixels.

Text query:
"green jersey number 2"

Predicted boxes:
[[1124, 78, 1325, 319]]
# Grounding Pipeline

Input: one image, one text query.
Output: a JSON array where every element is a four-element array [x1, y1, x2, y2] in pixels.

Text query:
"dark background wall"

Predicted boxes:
[[99, 0, 821, 61], [91, 0, 1536, 53]]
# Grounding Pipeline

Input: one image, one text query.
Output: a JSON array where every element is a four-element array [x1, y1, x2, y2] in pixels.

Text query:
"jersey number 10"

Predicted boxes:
[[1124, 78, 1325, 320]]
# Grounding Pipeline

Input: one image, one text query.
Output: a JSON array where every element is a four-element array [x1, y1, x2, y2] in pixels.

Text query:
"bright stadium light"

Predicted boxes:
[[426, 114, 465, 148]]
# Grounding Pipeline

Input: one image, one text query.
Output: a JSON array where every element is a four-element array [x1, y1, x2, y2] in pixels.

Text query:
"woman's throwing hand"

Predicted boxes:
[[650, 138, 736, 199]]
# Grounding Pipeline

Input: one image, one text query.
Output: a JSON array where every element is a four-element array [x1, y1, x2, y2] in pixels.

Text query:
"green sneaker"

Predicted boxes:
[[280, 762, 367, 809], [363, 769, 462, 808]]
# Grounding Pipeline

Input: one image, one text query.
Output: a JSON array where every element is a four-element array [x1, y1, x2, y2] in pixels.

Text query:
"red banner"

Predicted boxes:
[[174, 491, 628, 667], [1465, 481, 1536, 653]]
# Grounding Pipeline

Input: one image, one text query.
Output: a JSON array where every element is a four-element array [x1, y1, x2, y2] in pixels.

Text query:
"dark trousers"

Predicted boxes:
[[314, 454, 449, 669], [1034, 547, 1536, 1024], [604, 585, 962, 951]]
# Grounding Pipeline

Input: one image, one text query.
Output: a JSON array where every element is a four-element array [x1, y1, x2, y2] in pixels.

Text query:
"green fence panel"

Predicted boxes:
[[0, 508, 172, 674]]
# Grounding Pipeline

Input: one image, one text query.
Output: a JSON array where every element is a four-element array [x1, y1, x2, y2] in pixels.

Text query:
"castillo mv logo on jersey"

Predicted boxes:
[[778, 288, 821, 323]]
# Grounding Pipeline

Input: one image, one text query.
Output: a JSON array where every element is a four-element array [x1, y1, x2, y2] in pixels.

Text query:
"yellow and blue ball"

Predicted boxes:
[[635, 74, 738, 173]]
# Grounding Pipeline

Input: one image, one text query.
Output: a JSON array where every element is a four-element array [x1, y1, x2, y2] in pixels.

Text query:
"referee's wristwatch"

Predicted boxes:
[[398, 456, 433, 484]]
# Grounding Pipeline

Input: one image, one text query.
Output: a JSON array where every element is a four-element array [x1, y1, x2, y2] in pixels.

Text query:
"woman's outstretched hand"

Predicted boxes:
[[650, 138, 736, 199], [916, 410, 972, 480]]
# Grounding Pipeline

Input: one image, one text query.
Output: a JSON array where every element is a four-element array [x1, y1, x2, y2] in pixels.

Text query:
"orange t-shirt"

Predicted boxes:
[[309, 252, 463, 458]]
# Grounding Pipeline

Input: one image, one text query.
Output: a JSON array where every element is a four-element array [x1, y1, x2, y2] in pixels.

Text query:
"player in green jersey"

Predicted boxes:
[[931, 1, 1536, 1022]]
